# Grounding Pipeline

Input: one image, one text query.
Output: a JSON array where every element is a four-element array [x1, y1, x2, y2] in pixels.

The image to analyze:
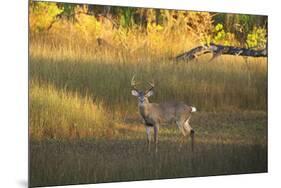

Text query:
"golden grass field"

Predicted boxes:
[[29, 8, 267, 187]]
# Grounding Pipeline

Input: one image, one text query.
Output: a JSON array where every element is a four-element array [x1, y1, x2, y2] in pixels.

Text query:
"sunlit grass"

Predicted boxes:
[[29, 81, 114, 140]]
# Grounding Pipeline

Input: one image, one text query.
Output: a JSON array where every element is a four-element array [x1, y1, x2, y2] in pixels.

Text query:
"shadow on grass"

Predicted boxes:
[[29, 138, 267, 187]]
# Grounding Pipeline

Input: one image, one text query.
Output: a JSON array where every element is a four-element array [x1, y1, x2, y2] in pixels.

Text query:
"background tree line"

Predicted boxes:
[[29, 1, 267, 50]]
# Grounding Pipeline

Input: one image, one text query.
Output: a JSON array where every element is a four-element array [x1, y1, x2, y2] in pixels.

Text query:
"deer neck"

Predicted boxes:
[[138, 100, 151, 119]]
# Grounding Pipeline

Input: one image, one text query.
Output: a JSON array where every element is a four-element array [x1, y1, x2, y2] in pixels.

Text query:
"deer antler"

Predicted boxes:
[[145, 80, 155, 94], [131, 75, 139, 91]]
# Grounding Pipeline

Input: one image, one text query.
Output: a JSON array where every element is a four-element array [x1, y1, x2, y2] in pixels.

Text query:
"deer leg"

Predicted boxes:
[[190, 129, 195, 152], [153, 125, 159, 153], [183, 119, 195, 152], [176, 121, 186, 151], [145, 126, 151, 152]]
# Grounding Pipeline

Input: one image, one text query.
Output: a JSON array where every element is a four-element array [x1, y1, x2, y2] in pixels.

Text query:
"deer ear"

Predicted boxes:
[[131, 90, 139, 96], [145, 90, 154, 97]]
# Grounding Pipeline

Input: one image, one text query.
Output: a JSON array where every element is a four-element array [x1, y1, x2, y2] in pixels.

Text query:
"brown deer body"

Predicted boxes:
[[131, 76, 196, 152]]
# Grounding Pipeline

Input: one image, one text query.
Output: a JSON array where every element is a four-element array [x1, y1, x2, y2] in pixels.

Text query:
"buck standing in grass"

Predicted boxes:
[[131, 76, 197, 152]]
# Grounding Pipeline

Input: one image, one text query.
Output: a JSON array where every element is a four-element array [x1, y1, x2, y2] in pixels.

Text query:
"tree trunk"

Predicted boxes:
[[175, 43, 267, 62]]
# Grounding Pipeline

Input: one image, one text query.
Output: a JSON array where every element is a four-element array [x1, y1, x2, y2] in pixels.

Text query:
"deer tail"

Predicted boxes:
[[191, 106, 197, 112]]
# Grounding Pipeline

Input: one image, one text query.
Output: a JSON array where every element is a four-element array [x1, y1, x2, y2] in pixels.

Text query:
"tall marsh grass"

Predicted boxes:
[[29, 81, 115, 140], [29, 50, 267, 139], [29, 11, 267, 140], [30, 53, 267, 112]]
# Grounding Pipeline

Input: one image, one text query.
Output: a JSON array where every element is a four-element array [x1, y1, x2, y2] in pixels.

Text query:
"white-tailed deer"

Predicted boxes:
[[131, 76, 196, 152]]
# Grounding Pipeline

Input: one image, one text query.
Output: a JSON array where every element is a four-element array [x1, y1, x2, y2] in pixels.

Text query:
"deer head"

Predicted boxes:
[[131, 75, 155, 105]]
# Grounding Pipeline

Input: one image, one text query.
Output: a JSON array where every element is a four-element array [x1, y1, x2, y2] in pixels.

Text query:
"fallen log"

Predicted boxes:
[[175, 43, 267, 62]]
